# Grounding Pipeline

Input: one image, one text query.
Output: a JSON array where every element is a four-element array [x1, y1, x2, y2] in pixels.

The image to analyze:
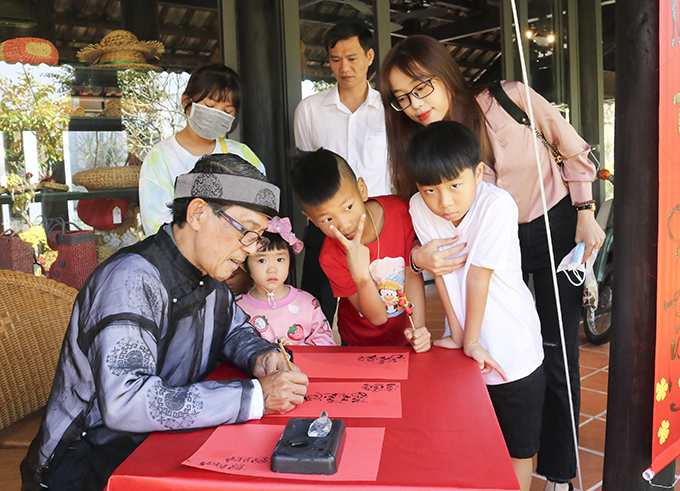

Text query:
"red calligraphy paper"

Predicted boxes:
[[182, 424, 385, 481], [266, 381, 402, 419], [293, 350, 409, 379]]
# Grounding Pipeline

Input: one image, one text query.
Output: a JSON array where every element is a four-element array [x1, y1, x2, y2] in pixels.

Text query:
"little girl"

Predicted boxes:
[[237, 217, 336, 346]]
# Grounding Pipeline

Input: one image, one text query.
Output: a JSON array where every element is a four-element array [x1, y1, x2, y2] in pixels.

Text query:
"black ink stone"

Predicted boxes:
[[271, 418, 346, 475]]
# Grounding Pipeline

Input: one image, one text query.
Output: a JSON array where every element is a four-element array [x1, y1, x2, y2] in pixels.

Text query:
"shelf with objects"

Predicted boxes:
[[0, 31, 190, 279]]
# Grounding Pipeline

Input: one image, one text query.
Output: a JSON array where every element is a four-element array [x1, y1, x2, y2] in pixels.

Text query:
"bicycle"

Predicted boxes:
[[582, 169, 614, 344]]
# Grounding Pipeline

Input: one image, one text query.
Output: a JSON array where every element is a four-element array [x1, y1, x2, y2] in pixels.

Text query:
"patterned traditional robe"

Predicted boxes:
[[22, 224, 277, 486]]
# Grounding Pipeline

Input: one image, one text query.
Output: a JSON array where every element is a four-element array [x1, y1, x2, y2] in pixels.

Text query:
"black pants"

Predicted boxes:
[[519, 196, 582, 483], [42, 434, 139, 491], [301, 222, 337, 323]]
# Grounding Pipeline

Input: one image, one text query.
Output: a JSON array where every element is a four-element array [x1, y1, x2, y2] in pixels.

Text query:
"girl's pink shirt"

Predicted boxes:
[[237, 286, 336, 346]]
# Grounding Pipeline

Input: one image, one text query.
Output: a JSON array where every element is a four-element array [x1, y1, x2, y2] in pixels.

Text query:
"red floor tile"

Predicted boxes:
[[579, 417, 607, 454], [579, 348, 610, 371], [581, 370, 609, 393], [581, 387, 608, 418]]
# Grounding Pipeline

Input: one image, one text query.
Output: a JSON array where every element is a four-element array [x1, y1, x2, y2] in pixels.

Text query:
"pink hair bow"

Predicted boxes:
[[267, 217, 304, 254]]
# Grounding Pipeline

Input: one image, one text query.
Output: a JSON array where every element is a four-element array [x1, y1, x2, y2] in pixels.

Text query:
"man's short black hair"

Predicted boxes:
[[324, 21, 373, 54], [405, 121, 482, 186], [289, 148, 356, 208], [169, 153, 268, 227]]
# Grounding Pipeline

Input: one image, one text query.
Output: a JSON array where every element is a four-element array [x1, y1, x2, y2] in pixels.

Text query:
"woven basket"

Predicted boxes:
[[39, 181, 70, 192], [0, 270, 77, 429], [3, 181, 69, 193], [96, 245, 117, 264], [4, 183, 38, 194], [100, 98, 122, 117], [0, 37, 59, 65], [72, 166, 141, 190], [0, 232, 34, 274]]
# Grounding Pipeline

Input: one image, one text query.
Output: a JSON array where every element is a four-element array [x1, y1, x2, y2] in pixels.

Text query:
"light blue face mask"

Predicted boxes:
[[187, 102, 235, 140]]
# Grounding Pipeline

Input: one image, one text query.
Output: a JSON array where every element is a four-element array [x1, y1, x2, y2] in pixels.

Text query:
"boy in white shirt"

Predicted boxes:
[[406, 121, 544, 491]]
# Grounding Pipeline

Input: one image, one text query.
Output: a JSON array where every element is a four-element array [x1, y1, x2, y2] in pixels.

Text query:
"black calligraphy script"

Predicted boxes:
[[361, 383, 399, 392], [357, 354, 405, 365], [197, 455, 269, 471], [304, 391, 368, 404]]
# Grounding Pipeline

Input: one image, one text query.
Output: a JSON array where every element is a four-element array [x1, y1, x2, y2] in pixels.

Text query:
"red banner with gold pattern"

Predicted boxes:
[[650, 0, 680, 477]]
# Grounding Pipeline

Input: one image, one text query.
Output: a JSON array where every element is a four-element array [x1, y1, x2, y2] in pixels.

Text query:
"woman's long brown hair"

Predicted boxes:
[[378, 35, 491, 200]]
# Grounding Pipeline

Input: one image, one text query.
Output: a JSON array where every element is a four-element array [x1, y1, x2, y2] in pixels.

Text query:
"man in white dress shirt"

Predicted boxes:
[[294, 21, 390, 324]]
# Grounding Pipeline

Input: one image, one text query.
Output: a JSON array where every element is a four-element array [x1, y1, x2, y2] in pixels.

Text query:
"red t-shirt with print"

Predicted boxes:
[[320, 195, 416, 346]]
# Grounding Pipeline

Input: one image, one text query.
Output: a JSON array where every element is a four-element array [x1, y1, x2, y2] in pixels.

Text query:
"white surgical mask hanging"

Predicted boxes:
[[556, 242, 598, 286], [187, 102, 235, 140]]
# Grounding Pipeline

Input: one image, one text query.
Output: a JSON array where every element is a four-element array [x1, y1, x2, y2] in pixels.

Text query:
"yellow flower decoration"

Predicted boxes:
[[657, 378, 669, 402], [18, 225, 57, 270], [659, 420, 670, 445]]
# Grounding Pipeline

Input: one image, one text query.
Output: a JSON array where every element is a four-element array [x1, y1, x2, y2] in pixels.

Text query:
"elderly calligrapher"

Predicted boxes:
[[21, 154, 309, 491]]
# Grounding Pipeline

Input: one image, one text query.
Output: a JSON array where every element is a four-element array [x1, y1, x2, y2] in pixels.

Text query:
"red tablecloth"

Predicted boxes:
[[106, 346, 520, 491]]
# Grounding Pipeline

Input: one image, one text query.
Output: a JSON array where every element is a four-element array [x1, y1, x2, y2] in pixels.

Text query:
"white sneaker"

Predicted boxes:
[[544, 481, 574, 491]]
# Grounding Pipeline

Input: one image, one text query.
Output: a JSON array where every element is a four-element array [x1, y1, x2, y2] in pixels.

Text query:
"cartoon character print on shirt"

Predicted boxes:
[[370, 257, 407, 318], [378, 280, 402, 316], [249, 315, 269, 334], [147, 381, 203, 430]]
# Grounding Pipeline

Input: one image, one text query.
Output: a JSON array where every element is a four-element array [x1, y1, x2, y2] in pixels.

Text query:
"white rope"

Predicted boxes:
[[644, 474, 680, 489], [507, 1, 583, 490]]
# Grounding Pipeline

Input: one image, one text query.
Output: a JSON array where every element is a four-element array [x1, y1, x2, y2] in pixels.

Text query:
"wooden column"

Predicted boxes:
[[372, 0, 392, 71], [602, 0, 672, 488], [577, 0, 605, 205]]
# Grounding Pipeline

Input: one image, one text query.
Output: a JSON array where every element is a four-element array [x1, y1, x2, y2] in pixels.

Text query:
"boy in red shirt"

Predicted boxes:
[[290, 149, 430, 351]]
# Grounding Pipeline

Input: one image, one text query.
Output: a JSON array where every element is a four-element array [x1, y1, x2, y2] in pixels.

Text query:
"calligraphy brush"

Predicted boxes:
[[278, 339, 295, 371]]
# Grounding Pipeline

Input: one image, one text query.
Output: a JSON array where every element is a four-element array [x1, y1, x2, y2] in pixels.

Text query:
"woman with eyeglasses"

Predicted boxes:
[[379, 35, 604, 491]]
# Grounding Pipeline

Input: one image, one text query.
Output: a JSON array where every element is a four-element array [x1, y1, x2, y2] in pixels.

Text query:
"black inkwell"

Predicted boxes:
[[271, 412, 346, 475]]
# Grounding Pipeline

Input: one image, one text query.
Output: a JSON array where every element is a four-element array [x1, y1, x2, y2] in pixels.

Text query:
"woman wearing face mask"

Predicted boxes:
[[139, 63, 266, 236], [379, 36, 604, 491]]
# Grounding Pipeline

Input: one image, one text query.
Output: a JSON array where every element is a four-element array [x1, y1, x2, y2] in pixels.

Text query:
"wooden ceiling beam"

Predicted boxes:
[[444, 37, 500, 52], [418, 9, 500, 42], [54, 14, 218, 41], [158, 0, 217, 11], [299, 10, 352, 26]]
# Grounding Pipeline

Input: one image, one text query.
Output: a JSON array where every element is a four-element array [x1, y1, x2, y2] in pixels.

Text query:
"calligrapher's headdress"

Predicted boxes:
[[267, 217, 303, 254], [174, 173, 280, 218]]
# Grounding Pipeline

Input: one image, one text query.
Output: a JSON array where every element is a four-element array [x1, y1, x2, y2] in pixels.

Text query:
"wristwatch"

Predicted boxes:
[[409, 247, 423, 274], [575, 202, 596, 212]]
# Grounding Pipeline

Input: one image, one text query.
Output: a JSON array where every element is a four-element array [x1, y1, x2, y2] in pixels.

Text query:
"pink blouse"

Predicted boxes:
[[478, 80, 596, 224]]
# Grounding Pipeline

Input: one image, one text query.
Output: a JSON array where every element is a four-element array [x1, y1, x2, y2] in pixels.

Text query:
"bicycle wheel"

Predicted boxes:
[[582, 264, 613, 344]]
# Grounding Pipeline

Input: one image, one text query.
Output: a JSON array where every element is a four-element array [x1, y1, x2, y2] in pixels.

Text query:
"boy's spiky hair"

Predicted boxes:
[[289, 148, 356, 207]]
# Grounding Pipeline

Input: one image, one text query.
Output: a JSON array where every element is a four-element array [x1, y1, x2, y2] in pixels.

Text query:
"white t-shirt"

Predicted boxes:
[[294, 82, 391, 197], [409, 181, 543, 385], [139, 135, 266, 236]]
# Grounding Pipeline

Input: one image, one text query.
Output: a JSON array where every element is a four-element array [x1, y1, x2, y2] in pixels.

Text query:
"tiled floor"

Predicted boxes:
[[422, 281, 612, 491], [528, 329, 609, 491]]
